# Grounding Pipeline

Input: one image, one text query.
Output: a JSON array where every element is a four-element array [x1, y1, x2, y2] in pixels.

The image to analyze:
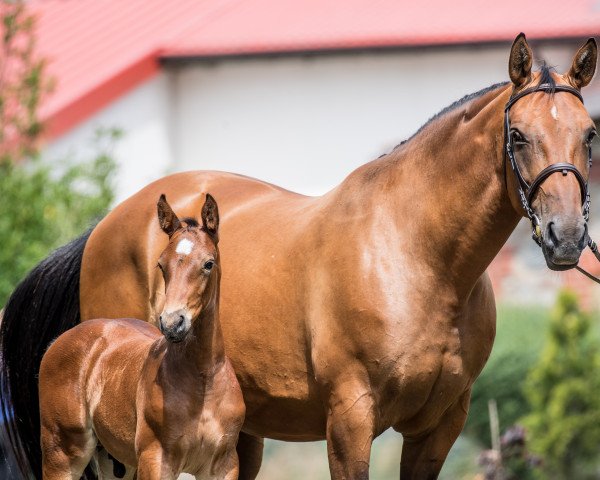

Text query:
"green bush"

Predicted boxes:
[[0, 131, 119, 307], [0, 1, 118, 308], [464, 305, 548, 446], [521, 290, 600, 479]]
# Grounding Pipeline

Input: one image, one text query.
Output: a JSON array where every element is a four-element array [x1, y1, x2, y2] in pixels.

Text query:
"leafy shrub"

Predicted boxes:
[[464, 305, 548, 446], [0, 130, 119, 307], [0, 1, 118, 307], [521, 291, 600, 479]]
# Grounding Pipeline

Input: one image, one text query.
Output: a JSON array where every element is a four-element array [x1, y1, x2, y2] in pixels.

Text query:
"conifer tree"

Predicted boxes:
[[522, 290, 600, 479]]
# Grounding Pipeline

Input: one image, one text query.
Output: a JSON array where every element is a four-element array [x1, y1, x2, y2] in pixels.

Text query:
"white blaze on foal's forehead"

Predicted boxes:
[[176, 238, 194, 256], [551, 104, 558, 120]]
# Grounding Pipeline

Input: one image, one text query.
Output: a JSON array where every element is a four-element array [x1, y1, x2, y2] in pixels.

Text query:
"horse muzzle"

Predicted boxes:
[[158, 308, 191, 342], [541, 217, 587, 271]]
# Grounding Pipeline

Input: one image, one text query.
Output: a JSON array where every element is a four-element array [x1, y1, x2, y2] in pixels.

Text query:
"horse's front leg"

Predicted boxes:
[[399, 389, 471, 480], [325, 372, 376, 480]]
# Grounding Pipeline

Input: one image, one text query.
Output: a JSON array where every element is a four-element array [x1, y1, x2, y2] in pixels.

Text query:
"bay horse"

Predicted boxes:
[[1, 34, 597, 479], [38, 193, 245, 479]]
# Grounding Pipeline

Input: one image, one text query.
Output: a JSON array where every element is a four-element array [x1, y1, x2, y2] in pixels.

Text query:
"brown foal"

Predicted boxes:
[[38, 194, 245, 479]]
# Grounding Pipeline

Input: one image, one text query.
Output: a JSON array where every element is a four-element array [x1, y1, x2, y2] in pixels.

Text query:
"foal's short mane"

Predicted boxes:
[[182, 217, 199, 228], [181, 217, 217, 241]]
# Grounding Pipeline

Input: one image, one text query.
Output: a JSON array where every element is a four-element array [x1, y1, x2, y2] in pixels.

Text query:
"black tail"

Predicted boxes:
[[0, 229, 94, 479]]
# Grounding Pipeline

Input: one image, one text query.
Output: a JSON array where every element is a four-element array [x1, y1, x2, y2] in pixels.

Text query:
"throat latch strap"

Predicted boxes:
[[575, 239, 600, 285]]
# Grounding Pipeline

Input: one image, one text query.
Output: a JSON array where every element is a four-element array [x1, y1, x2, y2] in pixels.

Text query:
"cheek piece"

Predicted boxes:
[[504, 83, 600, 282]]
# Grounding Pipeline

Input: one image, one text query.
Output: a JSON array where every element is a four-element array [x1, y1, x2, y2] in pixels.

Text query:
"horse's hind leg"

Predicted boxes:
[[236, 432, 263, 480], [398, 389, 471, 480], [41, 423, 96, 479]]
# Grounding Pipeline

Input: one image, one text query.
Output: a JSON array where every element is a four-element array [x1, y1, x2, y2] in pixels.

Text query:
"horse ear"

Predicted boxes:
[[508, 33, 533, 88], [201, 193, 219, 241], [157, 194, 181, 237], [566, 38, 597, 89]]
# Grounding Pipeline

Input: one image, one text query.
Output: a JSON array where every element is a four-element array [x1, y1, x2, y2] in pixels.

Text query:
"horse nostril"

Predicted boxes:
[[546, 222, 559, 247]]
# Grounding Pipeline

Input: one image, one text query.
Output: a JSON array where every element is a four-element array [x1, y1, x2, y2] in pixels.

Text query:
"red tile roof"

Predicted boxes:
[[30, 0, 600, 139], [164, 0, 600, 57]]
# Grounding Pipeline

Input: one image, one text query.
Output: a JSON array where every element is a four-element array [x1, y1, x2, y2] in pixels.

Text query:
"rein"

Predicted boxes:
[[504, 83, 600, 284]]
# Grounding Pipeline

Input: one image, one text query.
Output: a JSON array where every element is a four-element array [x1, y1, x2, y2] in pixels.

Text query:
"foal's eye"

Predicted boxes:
[[203, 260, 214, 271], [586, 130, 597, 147]]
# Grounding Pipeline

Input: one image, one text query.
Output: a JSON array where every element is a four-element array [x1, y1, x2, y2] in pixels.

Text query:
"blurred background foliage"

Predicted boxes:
[[0, 131, 119, 307], [465, 305, 548, 446], [0, 0, 118, 308], [522, 291, 600, 479]]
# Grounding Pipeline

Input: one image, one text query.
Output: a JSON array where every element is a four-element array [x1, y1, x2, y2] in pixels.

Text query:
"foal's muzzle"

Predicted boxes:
[[158, 308, 191, 342]]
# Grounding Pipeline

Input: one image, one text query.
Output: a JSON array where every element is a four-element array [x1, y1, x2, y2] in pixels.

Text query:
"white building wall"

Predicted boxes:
[[42, 73, 175, 202]]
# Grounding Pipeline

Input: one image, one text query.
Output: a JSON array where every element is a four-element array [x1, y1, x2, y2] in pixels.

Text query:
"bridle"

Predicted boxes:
[[504, 83, 600, 282]]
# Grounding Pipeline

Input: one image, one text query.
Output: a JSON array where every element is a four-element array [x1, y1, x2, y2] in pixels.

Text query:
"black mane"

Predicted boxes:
[[392, 81, 509, 151], [537, 62, 557, 90], [391, 64, 558, 152], [418, 82, 510, 134]]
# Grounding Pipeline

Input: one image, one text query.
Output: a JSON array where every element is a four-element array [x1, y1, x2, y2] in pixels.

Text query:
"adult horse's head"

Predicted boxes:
[[156, 193, 220, 342], [505, 33, 597, 270]]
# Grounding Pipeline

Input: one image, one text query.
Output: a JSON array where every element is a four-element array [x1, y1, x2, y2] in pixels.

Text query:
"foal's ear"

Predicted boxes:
[[566, 38, 597, 89], [201, 193, 219, 241], [508, 33, 533, 88], [157, 194, 181, 237]]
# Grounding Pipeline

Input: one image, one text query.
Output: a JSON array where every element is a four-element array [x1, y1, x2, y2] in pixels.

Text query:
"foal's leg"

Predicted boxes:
[[41, 423, 96, 480], [236, 432, 263, 480], [325, 375, 375, 480], [202, 448, 240, 480], [136, 447, 177, 480], [399, 390, 471, 479], [222, 458, 240, 480]]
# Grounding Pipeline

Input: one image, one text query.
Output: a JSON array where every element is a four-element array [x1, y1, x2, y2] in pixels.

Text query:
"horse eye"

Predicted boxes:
[[511, 130, 527, 144], [203, 260, 214, 271]]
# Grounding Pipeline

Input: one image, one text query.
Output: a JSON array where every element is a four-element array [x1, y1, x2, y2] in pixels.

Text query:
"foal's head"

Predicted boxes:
[[156, 193, 220, 342], [505, 34, 597, 270]]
